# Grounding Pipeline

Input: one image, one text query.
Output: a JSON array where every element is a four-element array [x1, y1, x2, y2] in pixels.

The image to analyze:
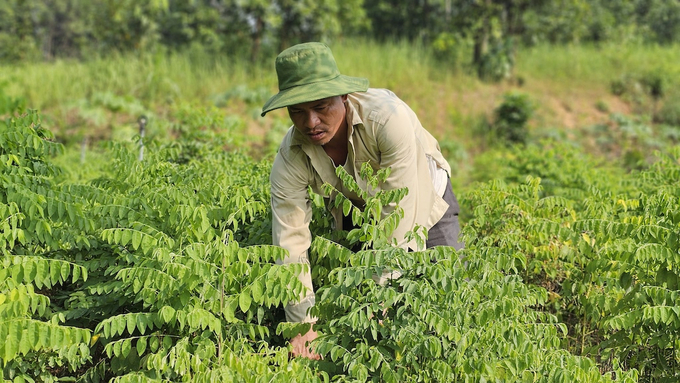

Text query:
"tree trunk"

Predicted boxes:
[[473, 0, 492, 78], [473, 24, 489, 76], [250, 15, 264, 63]]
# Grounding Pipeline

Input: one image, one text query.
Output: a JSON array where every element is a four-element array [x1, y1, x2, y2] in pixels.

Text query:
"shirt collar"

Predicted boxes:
[[345, 96, 364, 129], [289, 126, 308, 147]]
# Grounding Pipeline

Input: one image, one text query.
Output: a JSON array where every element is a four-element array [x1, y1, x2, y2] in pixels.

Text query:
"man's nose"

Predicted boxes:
[[305, 111, 320, 128]]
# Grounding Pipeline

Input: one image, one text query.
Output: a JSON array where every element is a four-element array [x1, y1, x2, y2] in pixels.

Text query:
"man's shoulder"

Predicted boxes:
[[276, 125, 304, 155], [349, 88, 410, 125], [349, 88, 402, 108]]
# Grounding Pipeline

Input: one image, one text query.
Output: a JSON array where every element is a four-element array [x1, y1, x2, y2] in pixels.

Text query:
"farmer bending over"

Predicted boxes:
[[262, 42, 463, 359]]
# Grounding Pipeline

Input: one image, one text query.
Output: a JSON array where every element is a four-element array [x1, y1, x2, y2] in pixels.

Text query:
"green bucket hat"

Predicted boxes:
[[261, 42, 369, 116]]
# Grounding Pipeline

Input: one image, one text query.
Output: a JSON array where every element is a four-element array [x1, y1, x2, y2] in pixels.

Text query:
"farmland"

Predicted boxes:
[[2, 38, 680, 382]]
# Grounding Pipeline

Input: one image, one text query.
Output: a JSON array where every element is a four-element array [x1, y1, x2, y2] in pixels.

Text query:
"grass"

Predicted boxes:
[[516, 43, 680, 84], [2, 39, 680, 188], [1, 47, 268, 109], [4, 40, 680, 113]]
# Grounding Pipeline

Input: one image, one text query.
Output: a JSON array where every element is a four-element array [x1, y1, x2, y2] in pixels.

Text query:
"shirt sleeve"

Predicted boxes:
[[270, 147, 317, 323], [375, 101, 427, 250]]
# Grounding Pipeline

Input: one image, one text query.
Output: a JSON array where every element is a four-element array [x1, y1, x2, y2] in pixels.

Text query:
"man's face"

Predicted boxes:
[[287, 95, 348, 146]]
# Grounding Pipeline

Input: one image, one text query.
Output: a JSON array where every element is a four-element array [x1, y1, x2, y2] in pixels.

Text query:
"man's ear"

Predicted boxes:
[[341, 94, 348, 102]]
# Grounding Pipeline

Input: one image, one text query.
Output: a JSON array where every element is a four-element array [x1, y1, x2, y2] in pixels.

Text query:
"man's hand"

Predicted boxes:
[[289, 325, 320, 360]]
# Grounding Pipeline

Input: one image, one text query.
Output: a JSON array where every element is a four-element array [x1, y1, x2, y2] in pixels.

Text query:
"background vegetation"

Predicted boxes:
[[2, 1, 680, 382]]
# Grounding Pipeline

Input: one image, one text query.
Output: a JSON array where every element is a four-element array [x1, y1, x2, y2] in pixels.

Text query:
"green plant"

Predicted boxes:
[[596, 100, 610, 113], [656, 97, 680, 127], [463, 140, 680, 382], [304, 160, 638, 382], [492, 92, 534, 145], [430, 32, 470, 70], [478, 37, 515, 82], [7, 106, 674, 382], [1, 111, 92, 380], [609, 70, 670, 118], [1, 109, 321, 381], [0, 82, 24, 116]]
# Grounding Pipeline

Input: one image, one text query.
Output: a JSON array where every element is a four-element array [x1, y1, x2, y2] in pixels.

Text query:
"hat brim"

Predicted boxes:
[[261, 75, 368, 117]]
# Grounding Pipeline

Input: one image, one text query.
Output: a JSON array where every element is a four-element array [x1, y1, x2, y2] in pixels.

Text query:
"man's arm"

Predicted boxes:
[[270, 149, 316, 323], [270, 148, 321, 358]]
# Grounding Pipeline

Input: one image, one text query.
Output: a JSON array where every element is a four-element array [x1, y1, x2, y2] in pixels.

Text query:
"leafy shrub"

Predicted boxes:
[[492, 92, 534, 145], [596, 100, 610, 113], [430, 32, 469, 70], [463, 141, 680, 382], [609, 71, 669, 116], [639, 72, 666, 101], [171, 102, 247, 154], [610, 74, 645, 101], [1, 110, 318, 381], [0, 34, 40, 63], [1, 110, 645, 382], [0, 82, 25, 116], [644, 0, 680, 44], [305, 162, 638, 382], [655, 97, 680, 127], [214, 85, 271, 107], [477, 37, 515, 82]]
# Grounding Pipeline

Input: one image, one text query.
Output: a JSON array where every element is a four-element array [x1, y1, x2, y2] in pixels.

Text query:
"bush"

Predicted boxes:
[[656, 98, 680, 127], [492, 92, 534, 145], [609, 71, 669, 116], [477, 38, 515, 82], [0, 82, 25, 115], [430, 32, 470, 71]]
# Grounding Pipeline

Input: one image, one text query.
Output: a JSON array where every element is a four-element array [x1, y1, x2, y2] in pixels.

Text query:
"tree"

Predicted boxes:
[[276, 0, 367, 51], [89, 0, 169, 52], [640, 0, 680, 44], [363, 0, 442, 42]]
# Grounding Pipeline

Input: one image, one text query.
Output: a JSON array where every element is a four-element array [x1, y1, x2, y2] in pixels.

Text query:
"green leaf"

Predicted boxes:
[[162, 336, 172, 350], [121, 229, 132, 246], [239, 291, 252, 312], [60, 263, 70, 283], [149, 336, 160, 352], [132, 231, 142, 250], [137, 337, 147, 355], [127, 315, 136, 335], [159, 306, 176, 323], [121, 339, 132, 358], [619, 272, 633, 290], [251, 280, 264, 303], [343, 198, 352, 217]]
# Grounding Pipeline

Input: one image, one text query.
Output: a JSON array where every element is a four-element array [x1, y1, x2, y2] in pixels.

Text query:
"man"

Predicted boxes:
[[261, 42, 462, 359]]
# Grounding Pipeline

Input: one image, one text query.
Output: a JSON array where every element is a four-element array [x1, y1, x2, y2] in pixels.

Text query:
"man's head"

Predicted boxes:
[[261, 42, 368, 117], [287, 94, 348, 146]]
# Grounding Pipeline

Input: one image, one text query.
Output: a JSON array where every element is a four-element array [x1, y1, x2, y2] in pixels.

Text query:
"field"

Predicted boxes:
[[2, 40, 680, 382]]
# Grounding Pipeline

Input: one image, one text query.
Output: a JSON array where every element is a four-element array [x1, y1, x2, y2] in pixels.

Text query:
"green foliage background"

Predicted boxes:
[[3, 0, 680, 71], [2, 1, 680, 382], [2, 104, 655, 383]]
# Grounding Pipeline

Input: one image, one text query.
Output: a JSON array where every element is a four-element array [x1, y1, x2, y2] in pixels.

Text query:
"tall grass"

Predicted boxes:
[[3, 39, 680, 168], [3, 39, 679, 194], [516, 43, 680, 90], [0, 46, 272, 111], [4, 40, 680, 111], [0, 40, 474, 111]]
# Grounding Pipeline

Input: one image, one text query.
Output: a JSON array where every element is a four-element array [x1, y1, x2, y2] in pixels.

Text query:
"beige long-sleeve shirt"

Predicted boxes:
[[270, 88, 451, 322]]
